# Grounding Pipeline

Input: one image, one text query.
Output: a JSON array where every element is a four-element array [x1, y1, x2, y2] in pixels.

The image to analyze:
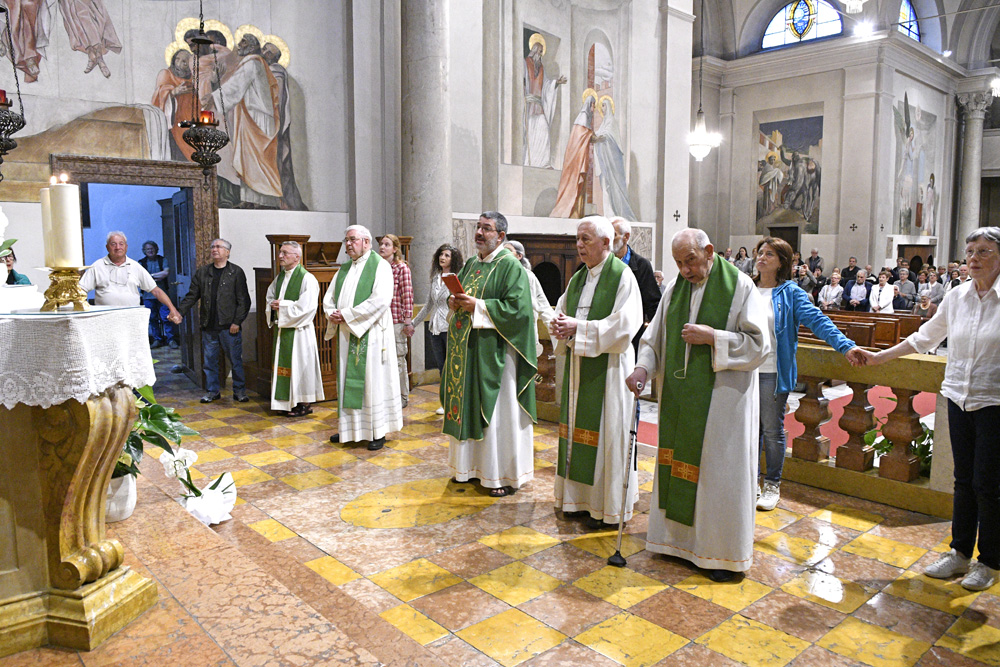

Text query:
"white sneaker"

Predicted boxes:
[[435, 407, 445, 415], [756, 481, 780, 511], [924, 549, 971, 579], [961, 561, 999, 591]]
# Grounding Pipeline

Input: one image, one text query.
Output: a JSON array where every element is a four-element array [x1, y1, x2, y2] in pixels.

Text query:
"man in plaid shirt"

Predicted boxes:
[[379, 234, 414, 407]]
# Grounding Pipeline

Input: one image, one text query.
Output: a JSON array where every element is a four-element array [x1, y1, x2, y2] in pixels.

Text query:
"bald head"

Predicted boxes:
[[671, 228, 714, 284]]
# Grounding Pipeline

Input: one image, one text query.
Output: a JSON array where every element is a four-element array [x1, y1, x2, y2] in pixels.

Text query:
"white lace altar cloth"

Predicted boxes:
[[0, 307, 155, 409]]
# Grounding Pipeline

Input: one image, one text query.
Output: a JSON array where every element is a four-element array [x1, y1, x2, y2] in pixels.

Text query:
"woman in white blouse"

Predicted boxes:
[[411, 244, 464, 414], [864, 227, 1000, 592], [870, 271, 894, 314], [818, 273, 843, 310]]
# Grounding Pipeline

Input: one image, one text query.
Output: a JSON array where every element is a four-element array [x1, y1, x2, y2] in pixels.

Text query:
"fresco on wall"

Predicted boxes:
[[755, 116, 823, 235], [893, 93, 937, 236], [154, 20, 307, 211], [522, 28, 564, 169], [0, 0, 121, 82]]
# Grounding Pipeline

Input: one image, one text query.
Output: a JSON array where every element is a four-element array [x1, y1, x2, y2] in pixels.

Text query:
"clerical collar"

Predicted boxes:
[[354, 250, 371, 264], [588, 254, 610, 278]]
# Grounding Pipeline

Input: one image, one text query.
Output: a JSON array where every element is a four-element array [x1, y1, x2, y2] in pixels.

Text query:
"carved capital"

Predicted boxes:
[[957, 91, 992, 117]]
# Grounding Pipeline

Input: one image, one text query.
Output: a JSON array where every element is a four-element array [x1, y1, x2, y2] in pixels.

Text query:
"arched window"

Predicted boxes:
[[897, 0, 920, 41], [761, 0, 843, 49]]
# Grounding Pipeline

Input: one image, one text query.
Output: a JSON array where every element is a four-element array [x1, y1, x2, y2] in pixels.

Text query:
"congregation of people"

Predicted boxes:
[[76, 219, 1000, 591]]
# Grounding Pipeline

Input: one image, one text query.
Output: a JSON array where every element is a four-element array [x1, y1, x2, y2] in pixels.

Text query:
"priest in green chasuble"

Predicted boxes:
[[551, 217, 643, 528], [323, 225, 402, 451], [627, 229, 769, 582], [443, 211, 537, 498], [265, 241, 325, 416]]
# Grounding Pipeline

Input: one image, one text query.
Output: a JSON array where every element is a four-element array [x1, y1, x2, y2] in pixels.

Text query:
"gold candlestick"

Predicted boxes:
[[41, 267, 89, 312]]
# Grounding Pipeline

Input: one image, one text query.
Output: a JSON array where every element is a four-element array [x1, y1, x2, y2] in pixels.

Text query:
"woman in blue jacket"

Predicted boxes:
[[753, 237, 867, 511]]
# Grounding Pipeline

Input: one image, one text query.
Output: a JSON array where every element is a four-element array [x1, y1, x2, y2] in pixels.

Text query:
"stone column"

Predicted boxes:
[[401, 0, 452, 300], [956, 91, 990, 248]]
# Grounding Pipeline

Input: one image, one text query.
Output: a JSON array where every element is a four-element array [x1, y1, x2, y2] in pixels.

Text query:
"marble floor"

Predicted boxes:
[[6, 357, 1000, 667]]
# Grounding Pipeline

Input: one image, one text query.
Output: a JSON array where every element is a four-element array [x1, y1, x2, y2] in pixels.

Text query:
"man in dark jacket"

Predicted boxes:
[[178, 239, 252, 403], [611, 217, 662, 351], [842, 270, 872, 311]]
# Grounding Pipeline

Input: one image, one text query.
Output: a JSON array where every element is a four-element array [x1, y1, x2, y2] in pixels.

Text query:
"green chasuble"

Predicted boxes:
[[557, 254, 627, 485], [331, 251, 381, 410], [442, 248, 537, 441], [271, 264, 308, 402], [657, 258, 738, 526]]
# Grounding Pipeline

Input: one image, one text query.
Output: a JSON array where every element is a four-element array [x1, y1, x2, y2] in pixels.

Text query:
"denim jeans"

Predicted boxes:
[[758, 372, 790, 484], [203, 329, 246, 396], [948, 401, 1000, 570], [145, 299, 177, 343]]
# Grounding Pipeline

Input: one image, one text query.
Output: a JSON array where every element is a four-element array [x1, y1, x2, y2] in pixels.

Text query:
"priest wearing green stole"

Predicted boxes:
[[627, 229, 769, 582], [323, 225, 402, 451], [444, 211, 537, 498], [265, 241, 325, 416], [551, 217, 643, 528]]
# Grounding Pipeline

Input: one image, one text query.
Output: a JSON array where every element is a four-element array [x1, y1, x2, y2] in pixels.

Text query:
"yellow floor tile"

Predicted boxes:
[[305, 555, 361, 586], [387, 438, 436, 452], [310, 407, 336, 419], [210, 433, 259, 448], [479, 526, 561, 559], [304, 451, 358, 468], [533, 427, 551, 436], [230, 467, 274, 487], [755, 507, 802, 531], [341, 477, 495, 528], [369, 558, 462, 602], [367, 450, 423, 470], [755, 531, 834, 566], [210, 408, 251, 418], [238, 419, 279, 433], [184, 418, 229, 431], [781, 570, 878, 613], [247, 518, 297, 542], [639, 480, 653, 492], [533, 441, 554, 452], [379, 604, 449, 646], [187, 468, 207, 480], [638, 458, 655, 473], [674, 573, 772, 612], [241, 449, 297, 467], [284, 420, 331, 434], [456, 608, 565, 667], [408, 411, 438, 423], [233, 497, 245, 505], [931, 539, 950, 553], [191, 447, 233, 464], [936, 616, 1000, 666], [573, 566, 667, 609], [146, 448, 164, 459], [415, 401, 439, 412], [534, 457, 555, 469], [809, 503, 884, 531], [282, 469, 342, 491], [470, 561, 562, 606], [883, 570, 981, 616], [173, 407, 201, 416], [697, 614, 809, 667], [568, 531, 645, 560], [268, 434, 317, 448], [819, 617, 931, 667], [841, 533, 927, 569], [576, 612, 687, 667], [401, 423, 440, 436]]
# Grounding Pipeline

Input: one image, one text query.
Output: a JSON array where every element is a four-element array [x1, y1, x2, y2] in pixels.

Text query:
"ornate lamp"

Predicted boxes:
[[0, 6, 26, 182], [688, 0, 721, 162], [844, 0, 866, 14], [180, 0, 229, 183]]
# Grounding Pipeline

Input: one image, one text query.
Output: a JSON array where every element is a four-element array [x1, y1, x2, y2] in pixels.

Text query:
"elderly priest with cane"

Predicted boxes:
[[550, 216, 643, 529], [626, 228, 769, 582]]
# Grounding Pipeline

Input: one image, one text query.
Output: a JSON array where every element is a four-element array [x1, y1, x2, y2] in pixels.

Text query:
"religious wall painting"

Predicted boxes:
[[893, 93, 937, 236], [522, 27, 564, 170], [0, 0, 121, 82], [755, 115, 823, 235], [154, 19, 307, 211]]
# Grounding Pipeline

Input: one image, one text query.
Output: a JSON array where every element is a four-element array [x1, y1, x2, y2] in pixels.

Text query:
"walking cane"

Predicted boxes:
[[608, 395, 641, 567]]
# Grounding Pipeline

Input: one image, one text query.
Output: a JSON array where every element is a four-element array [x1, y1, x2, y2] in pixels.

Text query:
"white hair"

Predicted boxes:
[[280, 241, 302, 255], [609, 216, 630, 236], [213, 238, 232, 251], [671, 227, 711, 250], [345, 225, 372, 243], [107, 230, 127, 244], [578, 216, 614, 242]]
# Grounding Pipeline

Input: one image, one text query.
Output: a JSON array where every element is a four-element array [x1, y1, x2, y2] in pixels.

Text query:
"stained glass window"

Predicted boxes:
[[898, 0, 920, 41], [762, 0, 843, 49]]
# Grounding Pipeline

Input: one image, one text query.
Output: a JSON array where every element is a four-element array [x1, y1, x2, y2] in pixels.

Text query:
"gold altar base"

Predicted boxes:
[[0, 568, 156, 656], [41, 267, 89, 312]]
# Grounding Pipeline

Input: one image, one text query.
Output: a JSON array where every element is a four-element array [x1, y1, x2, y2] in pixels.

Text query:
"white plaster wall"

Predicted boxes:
[[450, 1, 485, 214]]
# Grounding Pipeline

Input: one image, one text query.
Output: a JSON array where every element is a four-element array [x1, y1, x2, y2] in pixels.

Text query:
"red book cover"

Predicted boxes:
[[442, 273, 465, 296]]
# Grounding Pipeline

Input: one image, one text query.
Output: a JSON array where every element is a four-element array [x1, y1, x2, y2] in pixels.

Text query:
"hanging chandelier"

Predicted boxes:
[[688, 0, 721, 162], [0, 6, 26, 183], [180, 0, 230, 183]]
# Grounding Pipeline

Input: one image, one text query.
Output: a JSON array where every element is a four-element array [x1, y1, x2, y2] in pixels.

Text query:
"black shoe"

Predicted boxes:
[[151, 340, 166, 349], [585, 516, 605, 530], [329, 433, 340, 444], [708, 569, 737, 582], [200, 393, 221, 403], [367, 437, 385, 451], [234, 394, 249, 403]]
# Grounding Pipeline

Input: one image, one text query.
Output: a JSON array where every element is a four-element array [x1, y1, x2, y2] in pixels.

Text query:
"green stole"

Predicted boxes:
[[657, 258, 739, 526], [557, 254, 626, 485], [332, 251, 381, 410], [272, 264, 308, 402], [442, 248, 537, 441]]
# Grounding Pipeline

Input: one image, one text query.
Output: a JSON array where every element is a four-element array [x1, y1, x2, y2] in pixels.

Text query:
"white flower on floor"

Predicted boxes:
[[160, 447, 198, 479], [182, 472, 237, 526]]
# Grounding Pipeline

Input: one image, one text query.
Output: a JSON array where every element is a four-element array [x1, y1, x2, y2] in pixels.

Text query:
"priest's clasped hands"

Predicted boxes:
[[448, 294, 477, 313], [550, 313, 577, 339], [326, 308, 345, 324]]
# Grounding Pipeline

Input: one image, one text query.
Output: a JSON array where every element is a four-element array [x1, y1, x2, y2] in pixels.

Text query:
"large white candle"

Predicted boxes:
[[40, 186, 54, 266], [47, 180, 84, 267]]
